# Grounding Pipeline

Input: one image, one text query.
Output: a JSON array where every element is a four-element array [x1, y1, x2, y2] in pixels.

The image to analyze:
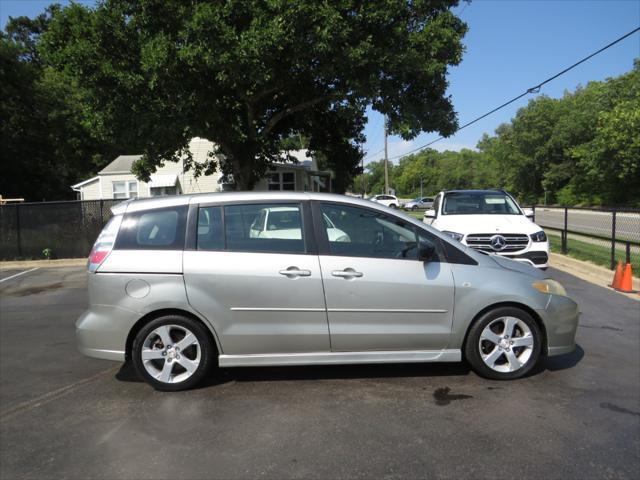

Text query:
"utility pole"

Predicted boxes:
[[361, 156, 366, 197], [420, 176, 424, 198], [383, 115, 389, 195]]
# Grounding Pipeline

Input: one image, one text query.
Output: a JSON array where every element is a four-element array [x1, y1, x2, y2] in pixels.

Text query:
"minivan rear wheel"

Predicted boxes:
[[132, 315, 214, 391], [465, 307, 542, 380]]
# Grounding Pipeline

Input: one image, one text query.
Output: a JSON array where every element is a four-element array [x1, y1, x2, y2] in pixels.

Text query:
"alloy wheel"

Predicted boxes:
[[478, 316, 534, 373], [141, 324, 201, 384]]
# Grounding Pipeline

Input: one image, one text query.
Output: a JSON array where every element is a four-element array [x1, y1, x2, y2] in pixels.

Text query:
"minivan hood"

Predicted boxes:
[[433, 214, 541, 235], [490, 254, 545, 279]]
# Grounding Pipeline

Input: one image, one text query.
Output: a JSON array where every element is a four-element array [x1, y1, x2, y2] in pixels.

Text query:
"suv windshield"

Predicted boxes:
[[442, 192, 521, 215]]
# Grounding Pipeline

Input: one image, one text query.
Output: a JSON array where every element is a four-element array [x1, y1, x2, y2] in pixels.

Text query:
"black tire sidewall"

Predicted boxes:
[[465, 307, 542, 380], [132, 315, 215, 391]]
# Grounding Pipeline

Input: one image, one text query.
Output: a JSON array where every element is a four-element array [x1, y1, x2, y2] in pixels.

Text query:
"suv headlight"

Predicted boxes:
[[443, 231, 464, 242], [532, 279, 567, 296], [530, 230, 547, 242]]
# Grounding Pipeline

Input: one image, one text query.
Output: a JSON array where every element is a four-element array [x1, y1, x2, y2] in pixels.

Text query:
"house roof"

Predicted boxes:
[[99, 155, 142, 174], [71, 176, 99, 190]]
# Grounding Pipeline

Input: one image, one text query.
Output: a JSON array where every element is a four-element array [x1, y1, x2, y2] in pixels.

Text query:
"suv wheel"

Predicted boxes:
[[411, 205, 418, 211], [465, 307, 542, 380], [132, 315, 215, 391]]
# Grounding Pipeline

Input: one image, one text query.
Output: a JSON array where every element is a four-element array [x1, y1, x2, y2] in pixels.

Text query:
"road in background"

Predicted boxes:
[[1, 266, 639, 479], [536, 207, 639, 241]]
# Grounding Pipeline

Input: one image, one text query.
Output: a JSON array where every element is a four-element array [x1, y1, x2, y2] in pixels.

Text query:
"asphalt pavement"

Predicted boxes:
[[0, 266, 638, 479]]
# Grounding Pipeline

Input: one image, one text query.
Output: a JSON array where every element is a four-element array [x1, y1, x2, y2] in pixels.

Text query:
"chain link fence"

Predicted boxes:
[[533, 206, 640, 271], [0, 200, 119, 261]]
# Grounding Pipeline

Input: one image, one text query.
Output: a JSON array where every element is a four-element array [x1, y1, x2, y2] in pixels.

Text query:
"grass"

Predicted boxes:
[[547, 232, 639, 272]]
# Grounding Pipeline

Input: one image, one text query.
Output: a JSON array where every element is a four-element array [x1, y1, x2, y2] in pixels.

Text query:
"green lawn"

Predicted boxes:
[[546, 232, 639, 272]]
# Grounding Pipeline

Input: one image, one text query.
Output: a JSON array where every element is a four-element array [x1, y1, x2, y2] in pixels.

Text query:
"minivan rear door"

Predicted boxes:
[[183, 202, 330, 356]]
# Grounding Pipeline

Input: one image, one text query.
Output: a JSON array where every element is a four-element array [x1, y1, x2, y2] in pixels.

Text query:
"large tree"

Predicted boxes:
[[0, 5, 127, 201], [41, 0, 467, 190]]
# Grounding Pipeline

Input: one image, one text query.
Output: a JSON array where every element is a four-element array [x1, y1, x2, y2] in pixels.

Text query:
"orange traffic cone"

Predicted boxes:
[[609, 261, 623, 289], [615, 263, 638, 294]]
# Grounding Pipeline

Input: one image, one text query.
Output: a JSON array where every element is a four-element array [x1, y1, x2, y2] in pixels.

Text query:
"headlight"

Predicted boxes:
[[443, 231, 464, 242], [532, 279, 567, 296], [530, 230, 547, 242]]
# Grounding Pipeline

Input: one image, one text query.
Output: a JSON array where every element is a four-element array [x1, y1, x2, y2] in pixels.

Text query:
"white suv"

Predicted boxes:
[[369, 194, 399, 209], [424, 190, 549, 269]]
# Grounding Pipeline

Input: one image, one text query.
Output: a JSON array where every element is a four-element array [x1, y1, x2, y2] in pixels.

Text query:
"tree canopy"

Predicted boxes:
[[39, 0, 467, 190], [355, 61, 640, 207]]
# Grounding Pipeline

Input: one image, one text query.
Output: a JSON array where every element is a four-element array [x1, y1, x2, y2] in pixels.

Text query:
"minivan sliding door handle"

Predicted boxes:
[[331, 269, 363, 279], [278, 267, 312, 278]]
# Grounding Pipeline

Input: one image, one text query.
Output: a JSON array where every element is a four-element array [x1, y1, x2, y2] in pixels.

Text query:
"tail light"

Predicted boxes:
[[88, 215, 123, 273]]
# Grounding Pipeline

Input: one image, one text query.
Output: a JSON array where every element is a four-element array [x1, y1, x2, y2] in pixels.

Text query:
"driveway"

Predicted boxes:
[[0, 266, 638, 479]]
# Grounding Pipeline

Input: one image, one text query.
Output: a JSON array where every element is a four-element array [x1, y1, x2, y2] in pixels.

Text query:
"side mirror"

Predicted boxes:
[[418, 240, 436, 262], [523, 208, 534, 220], [424, 209, 436, 219]]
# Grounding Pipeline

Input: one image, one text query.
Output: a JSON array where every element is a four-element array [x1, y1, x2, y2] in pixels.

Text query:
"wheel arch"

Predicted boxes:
[[462, 301, 548, 356], [125, 308, 221, 361]]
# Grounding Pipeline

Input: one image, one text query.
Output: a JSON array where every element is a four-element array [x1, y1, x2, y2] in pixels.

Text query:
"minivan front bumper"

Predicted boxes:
[[537, 294, 580, 356]]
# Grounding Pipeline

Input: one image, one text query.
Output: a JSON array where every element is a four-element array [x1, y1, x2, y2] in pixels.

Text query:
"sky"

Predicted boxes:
[[2, 0, 639, 166]]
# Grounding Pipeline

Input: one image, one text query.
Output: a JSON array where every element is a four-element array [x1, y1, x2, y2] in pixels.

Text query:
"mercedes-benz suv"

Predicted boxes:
[[424, 190, 549, 269]]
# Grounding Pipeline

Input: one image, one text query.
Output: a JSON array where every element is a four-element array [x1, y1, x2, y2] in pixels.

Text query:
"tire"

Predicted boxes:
[[411, 206, 418, 211], [464, 307, 542, 380], [132, 315, 215, 391], [389, 204, 398, 209]]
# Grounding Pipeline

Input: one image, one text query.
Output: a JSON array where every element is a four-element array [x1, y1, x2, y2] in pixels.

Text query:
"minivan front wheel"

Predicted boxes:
[[465, 307, 542, 380], [132, 315, 214, 391]]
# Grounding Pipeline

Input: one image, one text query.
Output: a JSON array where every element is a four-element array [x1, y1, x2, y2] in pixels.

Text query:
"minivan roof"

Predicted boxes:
[[112, 191, 375, 215]]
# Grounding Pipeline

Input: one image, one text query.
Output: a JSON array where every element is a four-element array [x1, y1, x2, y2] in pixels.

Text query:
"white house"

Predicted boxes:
[[71, 138, 333, 200]]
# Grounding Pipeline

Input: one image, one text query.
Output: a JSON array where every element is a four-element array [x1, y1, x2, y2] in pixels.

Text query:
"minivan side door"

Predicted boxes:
[[314, 201, 455, 352], [183, 202, 330, 355]]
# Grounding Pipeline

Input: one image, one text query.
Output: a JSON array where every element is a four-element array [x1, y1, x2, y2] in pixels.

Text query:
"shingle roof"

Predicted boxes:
[[99, 155, 142, 174]]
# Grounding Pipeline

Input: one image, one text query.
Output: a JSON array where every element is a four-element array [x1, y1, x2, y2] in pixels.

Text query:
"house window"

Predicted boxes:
[[150, 186, 177, 197], [112, 181, 138, 199], [267, 171, 296, 191]]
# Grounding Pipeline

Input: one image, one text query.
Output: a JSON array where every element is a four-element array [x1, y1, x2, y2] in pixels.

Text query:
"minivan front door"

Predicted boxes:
[[316, 202, 455, 352], [183, 203, 329, 355]]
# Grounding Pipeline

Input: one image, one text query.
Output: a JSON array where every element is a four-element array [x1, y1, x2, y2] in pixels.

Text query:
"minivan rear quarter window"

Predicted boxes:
[[115, 206, 187, 250]]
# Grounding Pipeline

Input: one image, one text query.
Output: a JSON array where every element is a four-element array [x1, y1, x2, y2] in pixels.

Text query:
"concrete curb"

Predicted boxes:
[[549, 252, 639, 301], [0, 258, 86, 270]]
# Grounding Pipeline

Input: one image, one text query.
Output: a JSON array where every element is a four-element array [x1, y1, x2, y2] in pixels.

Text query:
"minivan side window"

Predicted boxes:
[[224, 203, 305, 253], [115, 206, 187, 250], [320, 203, 432, 260], [197, 206, 224, 250]]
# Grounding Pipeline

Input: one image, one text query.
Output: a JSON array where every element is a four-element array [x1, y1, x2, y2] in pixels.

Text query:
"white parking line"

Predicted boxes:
[[0, 267, 40, 284]]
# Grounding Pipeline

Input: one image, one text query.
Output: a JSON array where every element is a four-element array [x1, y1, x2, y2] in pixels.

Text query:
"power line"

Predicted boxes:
[[388, 25, 640, 161]]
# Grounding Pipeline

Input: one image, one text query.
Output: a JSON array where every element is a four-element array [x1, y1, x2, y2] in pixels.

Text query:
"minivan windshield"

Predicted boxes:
[[442, 192, 521, 215]]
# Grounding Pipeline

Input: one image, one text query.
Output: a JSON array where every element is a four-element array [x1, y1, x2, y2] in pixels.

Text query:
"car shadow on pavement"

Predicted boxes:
[[114, 345, 584, 388], [542, 344, 585, 372]]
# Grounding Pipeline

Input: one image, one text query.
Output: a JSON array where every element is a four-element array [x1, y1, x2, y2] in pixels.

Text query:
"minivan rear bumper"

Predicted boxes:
[[76, 306, 130, 361]]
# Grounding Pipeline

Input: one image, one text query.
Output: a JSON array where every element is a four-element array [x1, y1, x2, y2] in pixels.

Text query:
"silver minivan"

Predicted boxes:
[[77, 192, 579, 391]]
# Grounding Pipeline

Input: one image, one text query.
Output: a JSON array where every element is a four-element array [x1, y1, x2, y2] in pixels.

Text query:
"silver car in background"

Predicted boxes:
[[77, 192, 579, 391]]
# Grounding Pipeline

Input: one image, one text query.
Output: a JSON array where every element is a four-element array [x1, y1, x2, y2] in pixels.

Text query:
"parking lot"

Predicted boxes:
[[0, 265, 638, 479]]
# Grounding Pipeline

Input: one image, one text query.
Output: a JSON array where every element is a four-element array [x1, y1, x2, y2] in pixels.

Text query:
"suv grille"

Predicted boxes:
[[465, 233, 530, 253]]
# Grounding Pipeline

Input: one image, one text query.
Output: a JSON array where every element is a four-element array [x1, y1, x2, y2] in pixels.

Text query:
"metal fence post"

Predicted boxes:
[[625, 242, 631, 265], [562, 206, 568, 254], [532, 205, 536, 222], [611, 209, 617, 270], [99, 199, 104, 228], [16, 203, 22, 258]]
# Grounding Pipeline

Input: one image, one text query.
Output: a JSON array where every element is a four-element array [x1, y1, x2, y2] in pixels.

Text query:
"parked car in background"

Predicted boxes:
[[424, 189, 550, 269], [369, 194, 399, 208], [77, 192, 577, 391], [403, 196, 434, 211]]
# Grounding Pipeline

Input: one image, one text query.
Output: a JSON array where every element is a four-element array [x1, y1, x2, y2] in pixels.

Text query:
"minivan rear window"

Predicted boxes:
[[115, 206, 187, 250]]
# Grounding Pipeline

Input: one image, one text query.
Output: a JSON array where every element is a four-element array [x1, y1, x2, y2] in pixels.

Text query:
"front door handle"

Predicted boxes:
[[279, 267, 312, 278], [331, 268, 363, 279]]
